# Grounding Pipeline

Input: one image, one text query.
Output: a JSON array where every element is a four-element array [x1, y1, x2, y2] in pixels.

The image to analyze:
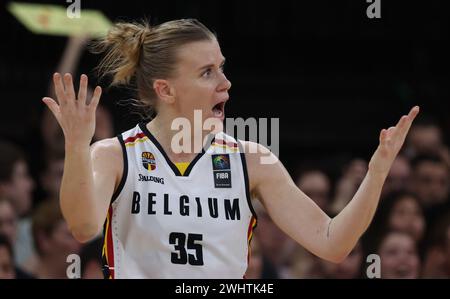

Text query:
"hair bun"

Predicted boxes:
[[91, 21, 151, 85]]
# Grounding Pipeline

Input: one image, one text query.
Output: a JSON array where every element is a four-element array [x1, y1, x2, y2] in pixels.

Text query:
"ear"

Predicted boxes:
[[153, 79, 176, 105]]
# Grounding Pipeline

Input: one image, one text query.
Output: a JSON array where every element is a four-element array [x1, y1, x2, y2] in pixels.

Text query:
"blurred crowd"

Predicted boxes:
[[248, 118, 450, 278], [1, 36, 449, 279]]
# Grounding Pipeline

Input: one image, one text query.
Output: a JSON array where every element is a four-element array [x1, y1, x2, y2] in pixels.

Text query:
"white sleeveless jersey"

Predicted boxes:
[[102, 123, 257, 279]]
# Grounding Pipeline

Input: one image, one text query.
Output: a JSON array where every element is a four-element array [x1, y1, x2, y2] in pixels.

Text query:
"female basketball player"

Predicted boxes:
[[42, 19, 419, 278]]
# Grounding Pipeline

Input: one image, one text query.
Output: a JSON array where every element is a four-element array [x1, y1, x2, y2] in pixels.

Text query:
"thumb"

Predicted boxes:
[[42, 97, 61, 122]]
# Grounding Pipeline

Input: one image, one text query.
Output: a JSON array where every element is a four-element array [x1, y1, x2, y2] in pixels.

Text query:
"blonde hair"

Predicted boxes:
[[91, 19, 216, 117]]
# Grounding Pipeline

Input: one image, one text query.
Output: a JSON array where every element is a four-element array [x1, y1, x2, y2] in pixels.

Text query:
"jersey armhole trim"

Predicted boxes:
[[238, 141, 258, 221], [110, 134, 128, 204]]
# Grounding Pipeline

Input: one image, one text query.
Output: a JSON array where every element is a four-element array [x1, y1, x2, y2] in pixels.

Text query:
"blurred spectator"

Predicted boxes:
[[410, 154, 450, 231], [40, 108, 65, 161], [410, 154, 449, 208], [80, 237, 103, 279], [0, 141, 35, 219], [39, 151, 65, 202], [0, 198, 35, 279], [244, 237, 263, 279], [422, 210, 450, 278], [330, 158, 367, 215], [0, 234, 15, 279], [404, 115, 450, 168], [283, 245, 323, 278], [253, 200, 296, 278], [0, 140, 36, 267], [387, 193, 425, 244], [382, 192, 426, 243], [296, 169, 331, 213], [0, 197, 17, 246], [30, 200, 81, 278], [286, 240, 363, 279], [381, 155, 411, 198], [363, 191, 426, 264], [318, 240, 364, 279], [377, 230, 420, 279], [92, 103, 114, 143]]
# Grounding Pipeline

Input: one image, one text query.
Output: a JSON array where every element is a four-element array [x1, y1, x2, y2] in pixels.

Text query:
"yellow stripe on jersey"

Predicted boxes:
[[247, 216, 257, 242], [211, 143, 239, 152], [246, 216, 257, 271], [125, 136, 149, 147], [102, 210, 110, 278], [175, 162, 190, 176]]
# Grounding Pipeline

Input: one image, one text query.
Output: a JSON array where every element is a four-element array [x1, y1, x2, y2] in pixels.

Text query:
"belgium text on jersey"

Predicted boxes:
[[131, 191, 241, 220]]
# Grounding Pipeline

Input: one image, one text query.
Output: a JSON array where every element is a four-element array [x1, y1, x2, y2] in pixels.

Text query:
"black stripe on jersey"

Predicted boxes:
[[101, 213, 108, 279], [139, 122, 181, 176], [183, 134, 215, 176], [238, 141, 258, 221], [139, 122, 215, 177], [101, 244, 110, 279], [111, 134, 128, 204]]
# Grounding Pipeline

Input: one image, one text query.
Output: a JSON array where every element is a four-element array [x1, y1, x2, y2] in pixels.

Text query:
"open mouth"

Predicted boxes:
[[212, 101, 225, 118]]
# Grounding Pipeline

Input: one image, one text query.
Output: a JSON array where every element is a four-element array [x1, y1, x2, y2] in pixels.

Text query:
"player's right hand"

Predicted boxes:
[[42, 73, 102, 149]]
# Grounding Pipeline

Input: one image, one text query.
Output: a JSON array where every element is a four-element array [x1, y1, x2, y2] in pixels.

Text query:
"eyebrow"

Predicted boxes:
[[198, 58, 226, 72]]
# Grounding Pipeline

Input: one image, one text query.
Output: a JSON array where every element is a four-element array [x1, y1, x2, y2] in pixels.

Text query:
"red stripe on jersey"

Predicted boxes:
[[246, 216, 257, 267], [247, 216, 256, 241], [124, 132, 146, 144], [106, 206, 115, 279], [214, 138, 238, 148]]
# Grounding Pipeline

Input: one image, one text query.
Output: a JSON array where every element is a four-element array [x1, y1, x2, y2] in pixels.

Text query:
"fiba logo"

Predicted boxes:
[[142, 152, 156, 171], [212, 154, 231, 188], [212, 154, 230, 170]]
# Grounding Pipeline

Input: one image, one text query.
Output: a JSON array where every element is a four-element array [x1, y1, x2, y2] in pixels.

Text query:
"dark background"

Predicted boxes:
[[1, 0, 449, 178]]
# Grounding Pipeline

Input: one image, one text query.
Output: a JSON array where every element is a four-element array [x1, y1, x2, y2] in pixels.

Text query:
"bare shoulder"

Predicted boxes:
[[89, 137, 125, 194], [90, 137, 122, 159], [239, 140, 278, 167], [90, 137, 123, 176], [239, 140, 281, 192]]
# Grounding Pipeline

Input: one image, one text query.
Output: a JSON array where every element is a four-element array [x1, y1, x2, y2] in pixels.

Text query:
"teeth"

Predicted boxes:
[[213, 108, 223, 117]]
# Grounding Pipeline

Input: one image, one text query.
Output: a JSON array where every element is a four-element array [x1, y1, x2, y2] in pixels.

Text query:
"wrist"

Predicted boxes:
[[366, 166, 388, 183]]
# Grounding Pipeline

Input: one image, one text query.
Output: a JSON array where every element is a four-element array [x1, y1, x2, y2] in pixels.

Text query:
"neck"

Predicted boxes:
[[147, 113, 216, 163]]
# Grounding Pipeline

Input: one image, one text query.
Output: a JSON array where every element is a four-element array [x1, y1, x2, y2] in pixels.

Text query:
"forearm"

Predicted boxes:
[[328, 168, 387, 259], [60, 144, 100, 241], [48, 37, 87, 97], [57, 37, 86, 75]]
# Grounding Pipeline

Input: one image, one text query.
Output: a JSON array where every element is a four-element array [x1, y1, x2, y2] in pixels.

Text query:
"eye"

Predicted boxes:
[[219, 64, 225, 73], [202, 68, 212, 77]]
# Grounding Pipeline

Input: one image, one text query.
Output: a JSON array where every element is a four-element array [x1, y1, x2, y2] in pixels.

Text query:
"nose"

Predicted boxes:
[[218, 73, 231, 92]]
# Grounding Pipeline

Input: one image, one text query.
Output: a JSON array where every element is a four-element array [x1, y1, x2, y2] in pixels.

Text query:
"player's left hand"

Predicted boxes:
[[368, 106, 420, 176]]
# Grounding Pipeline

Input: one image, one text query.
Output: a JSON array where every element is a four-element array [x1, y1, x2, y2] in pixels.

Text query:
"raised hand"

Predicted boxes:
[[42, 73, 102, 148], [369, 106, 420, 176]]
